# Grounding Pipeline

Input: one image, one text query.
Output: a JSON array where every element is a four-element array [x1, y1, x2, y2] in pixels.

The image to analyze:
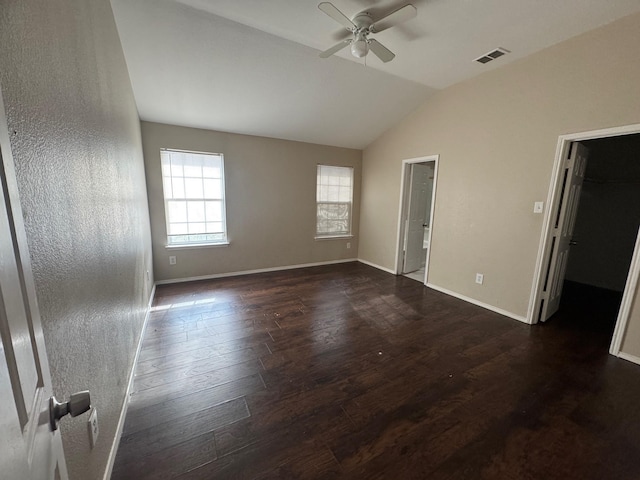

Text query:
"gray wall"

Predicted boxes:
[[0, 1, 153, 478], [141, 122, 361, 282], [565, 136, 640, 291]]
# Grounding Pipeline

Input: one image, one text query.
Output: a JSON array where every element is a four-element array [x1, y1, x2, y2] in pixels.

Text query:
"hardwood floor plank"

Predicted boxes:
[[179, 438, 340, 480], [119, 397, 250, 459], [182, 404, 347, 480], [137, 330, 273, 363], [135, 344, 270, 376], [123, 374, 265, 436], [112, 431, 217, 480], [131, 357, 263, 393], [128, 370, 265, 413]]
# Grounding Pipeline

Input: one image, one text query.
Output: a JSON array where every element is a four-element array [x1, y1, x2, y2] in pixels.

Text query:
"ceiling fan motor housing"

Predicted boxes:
[[352, 11, 373, 30]]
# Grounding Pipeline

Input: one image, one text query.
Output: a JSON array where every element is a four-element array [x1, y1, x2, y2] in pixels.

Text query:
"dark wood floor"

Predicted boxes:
[[112, 263, 640, 479]]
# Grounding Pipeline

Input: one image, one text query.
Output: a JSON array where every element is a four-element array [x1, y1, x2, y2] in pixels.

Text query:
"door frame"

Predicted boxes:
[[529, 123, 640, 357], [394, 155, 439, 284]]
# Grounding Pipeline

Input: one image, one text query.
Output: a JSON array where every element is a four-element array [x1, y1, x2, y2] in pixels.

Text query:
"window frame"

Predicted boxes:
[[315, 164, 354, 239], [160, 148, 228, 248]]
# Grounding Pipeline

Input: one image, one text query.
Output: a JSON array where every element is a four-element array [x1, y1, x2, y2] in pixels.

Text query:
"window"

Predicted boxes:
[[160, 149, 227, 246], [316, 165, 353, 238]]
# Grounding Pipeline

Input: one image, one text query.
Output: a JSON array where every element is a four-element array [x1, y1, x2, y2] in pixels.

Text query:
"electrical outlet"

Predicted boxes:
[[475, 273, 484, 285], [169, 255, 176, 265], [346, 242, 351, 249], [88, 408, 99, 448]]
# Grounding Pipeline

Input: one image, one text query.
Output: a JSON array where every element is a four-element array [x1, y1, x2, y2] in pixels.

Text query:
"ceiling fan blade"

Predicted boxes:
[[370, 4, 417, 33], [319, 39, 352, 58], [318, 2, 356, 31], [368, 39, 395, 63]]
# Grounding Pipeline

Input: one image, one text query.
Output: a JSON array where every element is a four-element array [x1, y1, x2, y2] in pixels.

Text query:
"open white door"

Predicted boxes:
[[540, 142, 589, 321], [403, 163, 431, 273], [0, 88, 68, 478]]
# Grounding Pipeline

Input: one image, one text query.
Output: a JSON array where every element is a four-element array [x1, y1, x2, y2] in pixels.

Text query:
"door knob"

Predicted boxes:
[[569, 240, 577, 246], [49, 391, 91, 431]]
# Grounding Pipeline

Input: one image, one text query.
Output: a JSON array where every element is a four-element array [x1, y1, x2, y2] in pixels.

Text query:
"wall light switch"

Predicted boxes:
[[533, 201, 544, 213]]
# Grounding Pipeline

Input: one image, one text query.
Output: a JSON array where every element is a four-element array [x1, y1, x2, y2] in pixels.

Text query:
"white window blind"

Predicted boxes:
[[161, 149, 227, 246], [316, 165, 353, 237]]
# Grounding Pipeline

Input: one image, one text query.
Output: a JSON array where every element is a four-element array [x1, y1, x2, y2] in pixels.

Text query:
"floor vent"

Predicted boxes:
[[474, 47, 510, 64]]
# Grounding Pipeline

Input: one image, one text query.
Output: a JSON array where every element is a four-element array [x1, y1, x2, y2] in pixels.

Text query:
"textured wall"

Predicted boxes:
[[360, 13, 640, 323], [0, 1, 153, 478], [141, 122, 361, 282]]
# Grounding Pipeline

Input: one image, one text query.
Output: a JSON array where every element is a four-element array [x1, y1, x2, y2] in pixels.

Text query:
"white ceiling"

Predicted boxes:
[[111, 0, 640, 149]]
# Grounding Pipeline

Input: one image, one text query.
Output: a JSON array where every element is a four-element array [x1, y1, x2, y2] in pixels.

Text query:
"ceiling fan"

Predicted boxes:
[[318, 2, 417, 63]]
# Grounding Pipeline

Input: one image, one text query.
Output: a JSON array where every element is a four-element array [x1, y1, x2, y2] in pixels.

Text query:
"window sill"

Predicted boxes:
[[314, 235, 354, 241], [165, 242, 230, 250]]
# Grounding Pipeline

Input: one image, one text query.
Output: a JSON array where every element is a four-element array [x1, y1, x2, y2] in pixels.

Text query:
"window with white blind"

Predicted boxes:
[[160, 149, 227, 246], [316, 165, 353, 238]]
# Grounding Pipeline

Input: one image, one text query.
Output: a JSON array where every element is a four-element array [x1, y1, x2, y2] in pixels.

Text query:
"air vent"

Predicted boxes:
[[474, 47, 510, 64]]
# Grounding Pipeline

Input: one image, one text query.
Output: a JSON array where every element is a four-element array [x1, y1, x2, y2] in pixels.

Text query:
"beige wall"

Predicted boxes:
[[360, 13, 640, 353], [141, 122, 361, 281], [0, 1, 153, 478]]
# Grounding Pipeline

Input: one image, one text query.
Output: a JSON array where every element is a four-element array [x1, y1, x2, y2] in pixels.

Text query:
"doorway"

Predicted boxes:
[[395, 155, 438, 284], [532, 125, 640, 358]]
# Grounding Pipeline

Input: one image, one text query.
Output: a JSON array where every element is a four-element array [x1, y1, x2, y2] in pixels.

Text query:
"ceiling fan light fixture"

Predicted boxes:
[[351, 36, 369, 58]]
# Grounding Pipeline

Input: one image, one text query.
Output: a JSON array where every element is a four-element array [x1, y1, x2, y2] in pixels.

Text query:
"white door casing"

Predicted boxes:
[[539, 142, 589, 322], [395, 155, 439, 283], [0, 87, 68, 478], [403, 163, 431, 274]]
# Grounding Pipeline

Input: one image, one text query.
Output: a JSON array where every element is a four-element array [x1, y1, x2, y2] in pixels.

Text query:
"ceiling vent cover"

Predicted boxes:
[[474, 47, 510, 64]]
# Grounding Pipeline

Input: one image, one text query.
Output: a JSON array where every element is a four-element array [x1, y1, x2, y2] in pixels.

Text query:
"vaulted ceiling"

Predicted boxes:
[[111, 0, 640, 149]]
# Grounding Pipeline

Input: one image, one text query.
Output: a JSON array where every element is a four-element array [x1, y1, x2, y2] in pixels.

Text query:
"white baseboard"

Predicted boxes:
[[155, 258, 358, 285], [356, 258, 396, 275], [426, 283, 529, 324], [617, 351, 640, 366], [103, 284, 156, 480]]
